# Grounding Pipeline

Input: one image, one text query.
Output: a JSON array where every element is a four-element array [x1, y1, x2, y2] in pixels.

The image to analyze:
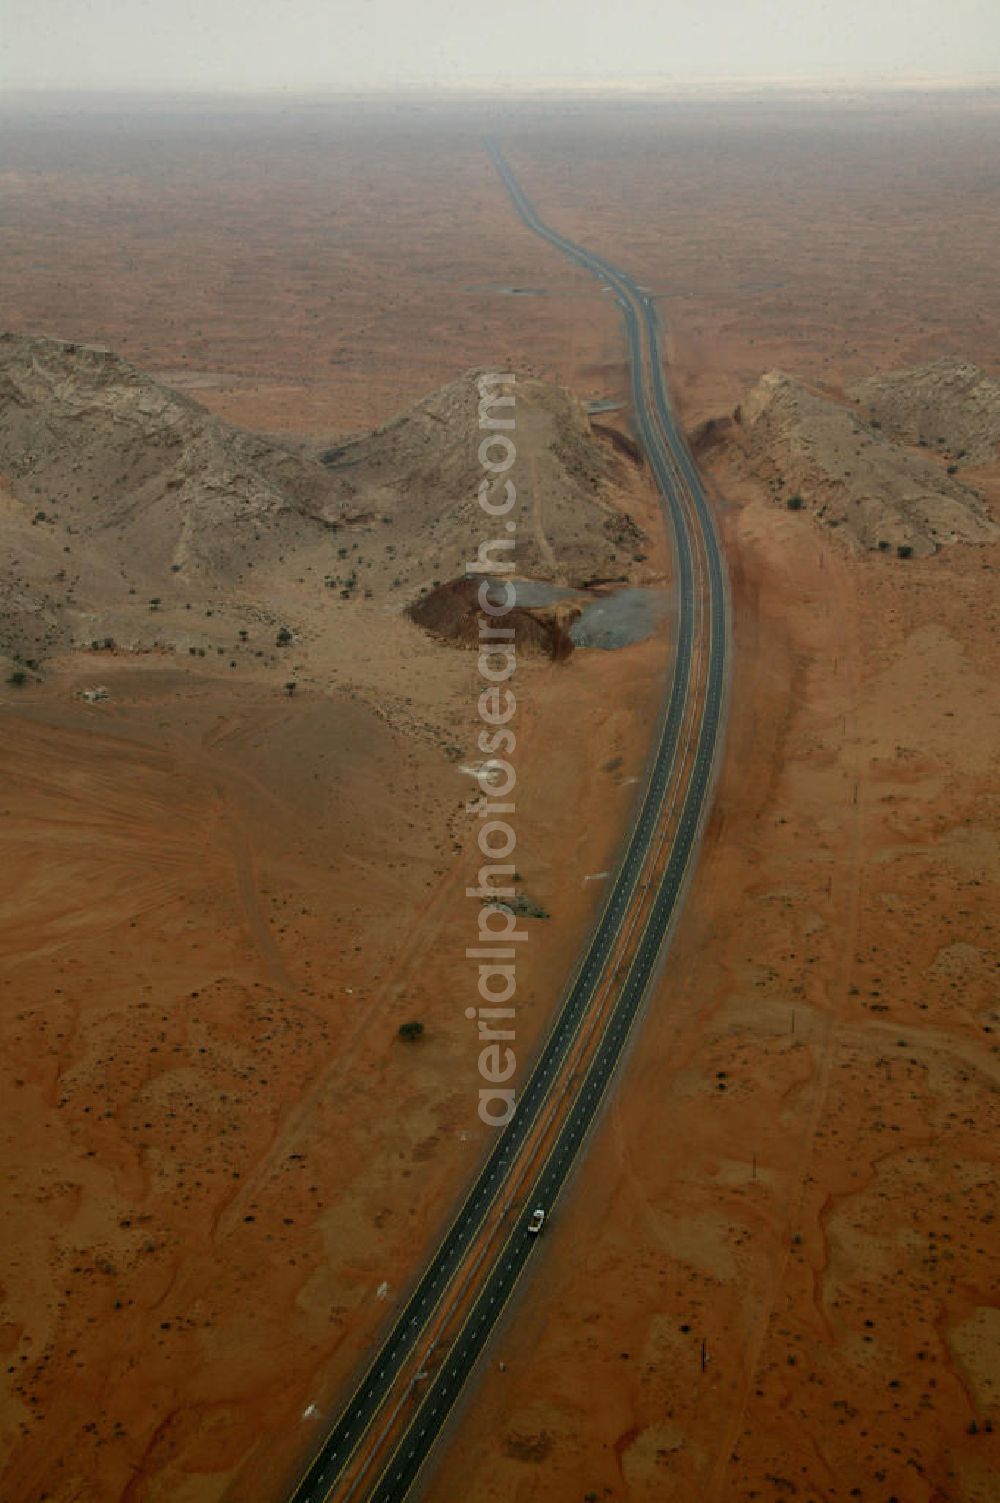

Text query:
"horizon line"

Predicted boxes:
[[3, 72, 1000, 100]]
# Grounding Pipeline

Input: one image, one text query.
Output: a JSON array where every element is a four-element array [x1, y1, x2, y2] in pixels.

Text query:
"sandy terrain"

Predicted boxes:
[[0, 88, 998, 1503], [0, 96, 621, 439], [0, 628, 668, 1503]]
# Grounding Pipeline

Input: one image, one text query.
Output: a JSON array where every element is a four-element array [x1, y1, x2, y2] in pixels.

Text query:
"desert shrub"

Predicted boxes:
[[397, 1021, 425, 1042], [786, 495, 804, 511]]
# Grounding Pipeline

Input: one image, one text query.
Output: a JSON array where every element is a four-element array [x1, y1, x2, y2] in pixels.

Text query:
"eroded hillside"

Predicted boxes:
[[734, 368, 999, 557], [0, 336, 650, 700]]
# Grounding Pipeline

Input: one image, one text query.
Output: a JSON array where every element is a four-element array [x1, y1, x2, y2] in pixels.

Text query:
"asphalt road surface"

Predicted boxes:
[[289, 140, 728, 1503]]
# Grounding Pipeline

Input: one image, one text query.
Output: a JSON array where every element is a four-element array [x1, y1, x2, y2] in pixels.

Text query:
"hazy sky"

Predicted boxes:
[[2, 0, 998, 90]]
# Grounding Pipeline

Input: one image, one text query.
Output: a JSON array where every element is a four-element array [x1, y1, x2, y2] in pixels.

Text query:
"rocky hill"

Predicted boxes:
[[320, 369, 642, 596], [0, 333, 340, 579], [0, 336, 644, 673], [736, 370, 998, 557], [850, 357, 1000, 466]]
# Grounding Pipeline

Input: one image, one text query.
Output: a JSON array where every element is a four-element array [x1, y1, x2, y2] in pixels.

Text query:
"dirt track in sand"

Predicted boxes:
[[1, 91, 998, 1502]]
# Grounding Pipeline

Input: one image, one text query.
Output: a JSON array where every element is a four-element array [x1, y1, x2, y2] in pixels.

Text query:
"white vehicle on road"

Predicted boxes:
[[527, 1207, 546, 1236]]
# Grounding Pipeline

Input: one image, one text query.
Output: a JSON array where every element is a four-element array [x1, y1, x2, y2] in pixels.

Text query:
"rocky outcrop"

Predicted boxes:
[[737, 370, 998, 557], [0, 338, 644, 670], [850, 357, 1000, 466], [322, 369, 642, 593]]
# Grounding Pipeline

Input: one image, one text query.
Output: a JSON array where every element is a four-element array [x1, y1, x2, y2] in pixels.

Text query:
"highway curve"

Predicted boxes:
[[289, 142, 728, 1503]]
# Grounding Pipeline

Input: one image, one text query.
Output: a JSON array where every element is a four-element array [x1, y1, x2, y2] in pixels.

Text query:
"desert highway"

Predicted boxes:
[[288, 143, 728, 1503]]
